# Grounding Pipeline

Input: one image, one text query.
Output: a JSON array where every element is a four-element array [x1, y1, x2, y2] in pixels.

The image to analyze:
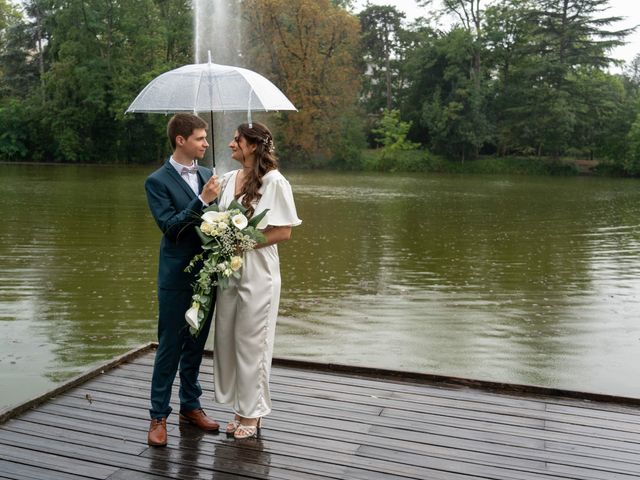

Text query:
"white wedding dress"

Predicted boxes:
[[213, 169, 301, 418]]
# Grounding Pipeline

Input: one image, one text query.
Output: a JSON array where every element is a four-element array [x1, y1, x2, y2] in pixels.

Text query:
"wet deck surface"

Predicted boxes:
[[2, 348, 640, 479]]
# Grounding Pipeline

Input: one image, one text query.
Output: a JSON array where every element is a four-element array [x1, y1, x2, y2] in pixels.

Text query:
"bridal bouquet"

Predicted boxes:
[[184, 200, 267, 336]]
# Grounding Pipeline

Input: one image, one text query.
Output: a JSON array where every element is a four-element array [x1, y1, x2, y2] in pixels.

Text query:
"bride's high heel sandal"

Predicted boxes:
[[233, 418, 262, 440], [226, 416, 241, 436]]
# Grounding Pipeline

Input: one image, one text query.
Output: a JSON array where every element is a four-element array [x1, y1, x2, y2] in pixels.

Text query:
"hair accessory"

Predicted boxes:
[[262, 135, 275, 153]]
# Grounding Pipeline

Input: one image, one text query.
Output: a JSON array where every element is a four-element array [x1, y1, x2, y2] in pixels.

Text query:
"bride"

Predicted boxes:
[[213, 121, 301, 439]]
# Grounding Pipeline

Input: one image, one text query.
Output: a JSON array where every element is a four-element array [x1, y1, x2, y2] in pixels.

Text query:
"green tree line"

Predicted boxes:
[[1, 0, 640, 175]]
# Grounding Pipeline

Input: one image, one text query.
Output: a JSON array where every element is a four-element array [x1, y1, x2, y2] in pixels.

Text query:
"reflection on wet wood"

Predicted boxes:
[[1, 343, 640, 479]]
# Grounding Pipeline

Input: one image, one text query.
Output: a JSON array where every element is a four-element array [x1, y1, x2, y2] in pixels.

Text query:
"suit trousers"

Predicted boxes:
[[149, 288, 213, 419]]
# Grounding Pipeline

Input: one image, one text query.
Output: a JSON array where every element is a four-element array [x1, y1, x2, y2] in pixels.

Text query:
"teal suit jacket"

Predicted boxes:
[[145, 159, 213, 290]]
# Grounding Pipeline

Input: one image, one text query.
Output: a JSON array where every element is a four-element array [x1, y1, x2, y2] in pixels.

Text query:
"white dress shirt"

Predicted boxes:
[[169, 157, 208, 206]]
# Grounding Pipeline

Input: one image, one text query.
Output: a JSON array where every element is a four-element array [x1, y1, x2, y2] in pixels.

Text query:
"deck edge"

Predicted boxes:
[[268, 356, 640, 407], [0, 342, 156, 424]]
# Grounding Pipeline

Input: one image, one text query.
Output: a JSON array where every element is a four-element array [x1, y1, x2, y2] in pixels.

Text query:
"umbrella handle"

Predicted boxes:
[[209, 110, 215, 170]]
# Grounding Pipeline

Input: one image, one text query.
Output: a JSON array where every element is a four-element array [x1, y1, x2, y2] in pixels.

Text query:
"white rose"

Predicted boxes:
[[217, 222, 228, 231], [202, 211, 225, 223], [185, 304, 200, 330], [230, 256, 243, 271], [231, 213, 248, 230], [200, 222, 213, 235]]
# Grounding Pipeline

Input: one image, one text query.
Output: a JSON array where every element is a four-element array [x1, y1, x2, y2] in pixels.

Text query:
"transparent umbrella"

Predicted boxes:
[[126, 52, 296, 168]]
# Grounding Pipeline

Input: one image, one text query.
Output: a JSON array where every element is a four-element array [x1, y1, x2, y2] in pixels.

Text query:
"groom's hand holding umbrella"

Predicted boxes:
[[201, 175, 220, 205]]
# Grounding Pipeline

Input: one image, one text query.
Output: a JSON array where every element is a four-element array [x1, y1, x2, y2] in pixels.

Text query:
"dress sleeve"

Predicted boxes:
[[255, 174, 302, 228]]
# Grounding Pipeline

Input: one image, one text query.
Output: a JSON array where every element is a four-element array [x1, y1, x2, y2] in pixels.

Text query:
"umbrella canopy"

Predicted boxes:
[[126, 61, 297, 115]]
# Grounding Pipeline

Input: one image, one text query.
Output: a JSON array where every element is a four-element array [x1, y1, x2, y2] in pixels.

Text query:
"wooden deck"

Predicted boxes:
[[2, 344, 640, 479]]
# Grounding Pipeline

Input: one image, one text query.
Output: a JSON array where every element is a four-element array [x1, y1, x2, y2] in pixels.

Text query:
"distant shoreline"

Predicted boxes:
[[0, 157, 616, 177]]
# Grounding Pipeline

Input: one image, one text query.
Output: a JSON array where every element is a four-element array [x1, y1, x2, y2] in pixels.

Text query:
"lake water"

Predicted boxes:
[[1, 164, 640, 409]]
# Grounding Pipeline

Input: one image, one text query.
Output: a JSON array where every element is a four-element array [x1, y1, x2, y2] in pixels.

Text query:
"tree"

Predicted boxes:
[[395, 23, 439, 145], [0, 1, 46, 99], [419, 0, 485, 83], [485, 0, 635, 158], [570, 69, 633, 160], [408, 1, 492, 160], [530, 0, 631, 88], [400, 21, 491, 161], [483, 0, 533, 154], [155, 0, 193, 63], [359, 4, 405, 112], [330, 0, 355, 8], [529, 0, 633, 156], [624, 113, 640, 175], [624, 53, 640, 91], [242, 0, 362, 164], [372, 109, 419, 151], [37, 1, 162, 161], [0, 0, 21, 53]]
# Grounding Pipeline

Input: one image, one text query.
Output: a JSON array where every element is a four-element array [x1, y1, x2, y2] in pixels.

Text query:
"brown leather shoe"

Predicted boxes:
[[148, 418, 167, 446], [179, 408, 220, 432]]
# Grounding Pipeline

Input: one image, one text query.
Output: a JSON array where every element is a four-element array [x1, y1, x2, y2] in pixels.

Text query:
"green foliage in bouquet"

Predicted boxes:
[[184, 200, 268, 336]]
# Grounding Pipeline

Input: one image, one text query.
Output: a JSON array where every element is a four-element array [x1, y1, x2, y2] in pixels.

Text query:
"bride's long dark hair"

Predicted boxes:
[[235, 122, 278, 218]]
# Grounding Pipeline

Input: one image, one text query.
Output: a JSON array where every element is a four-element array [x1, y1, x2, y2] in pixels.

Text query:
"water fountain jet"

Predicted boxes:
[[194, 0, 244, 175]]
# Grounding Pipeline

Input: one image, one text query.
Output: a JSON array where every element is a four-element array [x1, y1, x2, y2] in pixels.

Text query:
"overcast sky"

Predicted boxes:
[[354, 0, 640, 66]]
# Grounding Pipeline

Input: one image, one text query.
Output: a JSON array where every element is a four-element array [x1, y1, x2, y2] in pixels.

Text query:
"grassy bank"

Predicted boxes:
[[359, 149, 581, 175]]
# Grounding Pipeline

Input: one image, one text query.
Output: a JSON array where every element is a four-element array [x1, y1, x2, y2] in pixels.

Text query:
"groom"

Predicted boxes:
[[145, 113, 221, 446]]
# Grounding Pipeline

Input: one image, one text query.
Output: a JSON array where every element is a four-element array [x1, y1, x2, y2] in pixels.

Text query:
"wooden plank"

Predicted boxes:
[[48, 375, 640, 463], [2, 399, 548, 480], [122, 358, 640, 433], [82, 374, 386, 416], [133, 354, 640, 414], [3, 410, 351, 480], [93, 364, 587, 434], [139, 442, 338, 480], [0, 430, 308, 480], [544, 440, 640, 465], [0, 460, 94, 480], [20, 390, 638, 480], [377, 407, 640, 453], [1, 420, 148, 455], [83, 372, 640, 451], [0, 443, 116, 479], [3, 406, 574, 480], [132, 350, 640, 423], [141, 442, 348, 480], [545, 402, 640, 424], [105, 471, 172, 480], [4, 403, 414, 479], [269, 356, 640, 408], [358, 441, 640, 478], [366, 425, 640, 476], [0, 343, 156, 425], [52, 376, 628, 466], [267, 378, 640, 434], [46, 383, 536, 448], [4, 347, 640, 480]]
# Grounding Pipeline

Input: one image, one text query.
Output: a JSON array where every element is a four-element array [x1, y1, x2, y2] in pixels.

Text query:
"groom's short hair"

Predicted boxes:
[[167, 113, 208, 150]]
